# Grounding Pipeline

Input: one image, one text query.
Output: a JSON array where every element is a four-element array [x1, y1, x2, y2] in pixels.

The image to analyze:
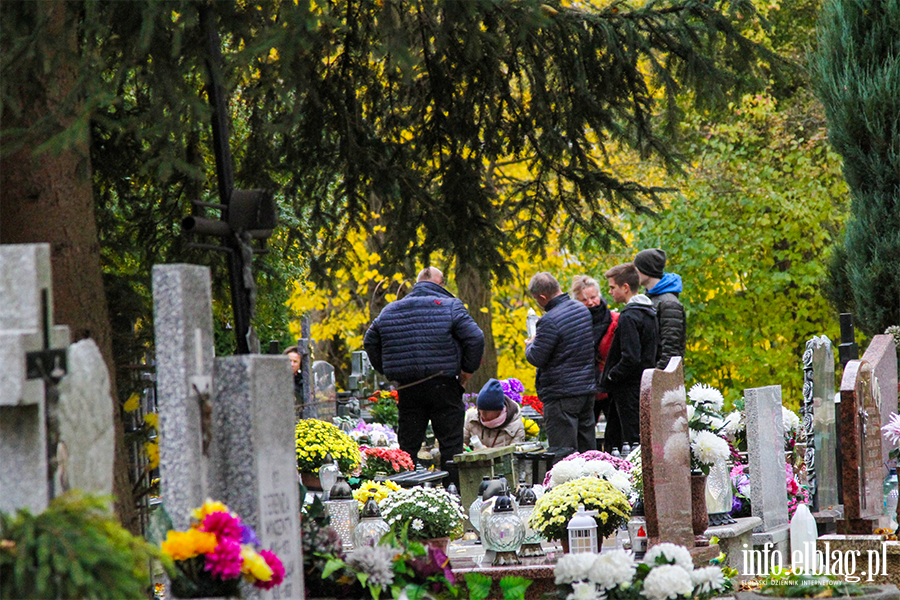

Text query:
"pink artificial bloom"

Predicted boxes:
[[785, 464, 800, 495], [204, 539, 243, 580], [254, 550, 285, 590], [201, 511, 243, 542], [883, 413, 900, 448]]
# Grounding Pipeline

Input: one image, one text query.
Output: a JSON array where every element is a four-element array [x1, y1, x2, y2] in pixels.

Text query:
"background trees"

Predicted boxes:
[[812, 0, 900, 336]]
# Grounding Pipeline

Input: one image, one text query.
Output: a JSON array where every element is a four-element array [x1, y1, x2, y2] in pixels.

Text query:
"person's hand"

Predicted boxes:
[[525, 336, 534, 345], [458, 371, 473, 388]]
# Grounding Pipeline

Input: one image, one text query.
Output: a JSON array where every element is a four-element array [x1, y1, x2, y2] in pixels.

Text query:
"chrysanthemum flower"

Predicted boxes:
[[161, 529, 217, 561]]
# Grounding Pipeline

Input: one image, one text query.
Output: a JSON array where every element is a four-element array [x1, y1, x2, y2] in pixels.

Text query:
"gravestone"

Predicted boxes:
[[744, 385, 790, 553], [296, 316, 316, 420], [152, 264, 304, 599], [640, 357, 717, 562], [213, 356, 304, 600], [152, 264, 217, 531], [860, 335, 899, 472], [802, 336, 840, 512], [837, 359, 889, 533], [56, 339, 115, 497], [312, 360, 337, 421]]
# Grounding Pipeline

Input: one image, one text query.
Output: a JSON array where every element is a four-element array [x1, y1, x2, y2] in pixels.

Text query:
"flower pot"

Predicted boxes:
[[691, 472, 709, 538], [300, 471, 322, 491], [735, 584, 900, 600], [422, 537, 451, 554], [560, 537, 570, 554]]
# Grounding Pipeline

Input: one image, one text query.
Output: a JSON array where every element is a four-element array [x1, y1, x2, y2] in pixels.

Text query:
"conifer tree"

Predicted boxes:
[[812, 0, 900, 335]]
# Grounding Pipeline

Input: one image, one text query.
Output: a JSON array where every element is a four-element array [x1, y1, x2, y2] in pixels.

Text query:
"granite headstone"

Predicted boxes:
[[860, 335, 899, 472], [744, 385, 790, 552], [837, 359, 889, 533], [802, 336, 839, 511]]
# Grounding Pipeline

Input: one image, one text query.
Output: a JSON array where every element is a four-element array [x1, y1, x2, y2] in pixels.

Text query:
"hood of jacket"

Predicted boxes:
[[406, 280, 455, 299], [647, 272, 683, 296], [622, 294, 656, 316]]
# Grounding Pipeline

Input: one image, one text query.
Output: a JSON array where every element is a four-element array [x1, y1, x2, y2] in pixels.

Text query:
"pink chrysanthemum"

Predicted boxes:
[[254, 550, 285, 590], [204, 539, 243, 580], [201, 511, 243, 542]]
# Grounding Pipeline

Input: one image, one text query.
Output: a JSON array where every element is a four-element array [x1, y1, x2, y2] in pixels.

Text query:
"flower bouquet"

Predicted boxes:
[[353, 479, 402, 509], [295, 418, 360, 475], [161, 500, 284, 598], [523, 395, 544, 415], [368, 390, 399, 429], [359, 447, 414, 480], [686, 383, 731, 475], [529, 477, 631, 542], [553, 542, 732, 600], [500, 377, 525, 403], [379, 486, 466, 541], [543, 454, 634, 497]]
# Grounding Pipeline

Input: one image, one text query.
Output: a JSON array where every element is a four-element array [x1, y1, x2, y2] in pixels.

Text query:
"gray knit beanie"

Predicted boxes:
[[634, 248, 667, 278]]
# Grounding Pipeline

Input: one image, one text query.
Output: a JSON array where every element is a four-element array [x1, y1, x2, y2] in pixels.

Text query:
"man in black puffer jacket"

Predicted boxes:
[[364, 267, 484, 487], [525, 272, 597, 452], [634, 248, 686, 370]]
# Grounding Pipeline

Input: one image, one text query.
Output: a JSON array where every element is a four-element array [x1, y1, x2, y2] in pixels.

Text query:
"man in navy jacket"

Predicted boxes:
[[525, 272, 597, 452], [364, 267, 484, 486]]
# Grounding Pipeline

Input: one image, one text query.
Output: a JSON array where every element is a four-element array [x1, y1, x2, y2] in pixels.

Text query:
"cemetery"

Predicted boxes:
[[2, 1, 899, 599]]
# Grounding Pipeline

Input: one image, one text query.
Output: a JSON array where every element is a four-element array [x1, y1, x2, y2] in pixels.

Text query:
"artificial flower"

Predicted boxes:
[[690, 430, 731, 469], [161, 529, 218, 561], [257, 549, 285, 590], [782, 407, 801, 436], [200, 511, 243, 542], [346, 545, 396, 587], [204, 539, 243, 580], [354, 479, 402, 508], [240, 546, 273, 582], [191, 500, 230, 522]]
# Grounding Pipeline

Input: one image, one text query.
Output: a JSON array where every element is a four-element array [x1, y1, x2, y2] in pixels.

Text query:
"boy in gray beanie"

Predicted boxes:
[[634, 248, 686, 369]]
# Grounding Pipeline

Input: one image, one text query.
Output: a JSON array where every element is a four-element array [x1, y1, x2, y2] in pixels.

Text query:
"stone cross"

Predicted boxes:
[[152, 264, 304, 599], [1, 243, 114, 514], [802, 336, 840, 511], [837, 359, 889, 533], [860, 335, 898, 472], [639, 357, 697, 549], [744, 385, 790, 553]]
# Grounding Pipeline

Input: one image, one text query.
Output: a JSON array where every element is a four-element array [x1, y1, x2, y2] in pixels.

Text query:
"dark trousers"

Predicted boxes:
[[542, 393, 597, 453], [604, 388, 640, 453], [397, 377, 464, 489]]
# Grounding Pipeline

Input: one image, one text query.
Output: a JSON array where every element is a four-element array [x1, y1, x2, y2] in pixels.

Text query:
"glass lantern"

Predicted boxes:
[[352, 498, 390, 548], [468, 476, 492, 534], [319, 452, 340, 501], [705, 458, 736, 525], [325, 474, 359, 550], [566, 505, 598, 554], [515, 484, 545, 557], [626, 516, 647, 558], [483, 494, 524, 565]]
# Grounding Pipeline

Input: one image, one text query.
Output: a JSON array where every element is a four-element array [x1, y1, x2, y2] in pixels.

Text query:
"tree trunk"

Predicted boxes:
[[0, 0, 137, 532], [454, 263, 498, 392]]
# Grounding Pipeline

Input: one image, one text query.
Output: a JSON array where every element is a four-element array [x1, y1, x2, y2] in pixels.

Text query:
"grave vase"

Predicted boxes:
[[300, 471, 322, 491], [691, 472, 709, 537]]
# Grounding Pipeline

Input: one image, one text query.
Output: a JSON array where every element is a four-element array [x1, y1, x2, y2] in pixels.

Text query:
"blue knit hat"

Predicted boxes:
[[477, 379, 506, 411]]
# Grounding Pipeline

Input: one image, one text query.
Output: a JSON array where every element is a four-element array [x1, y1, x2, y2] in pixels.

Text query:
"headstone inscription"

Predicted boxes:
[[802, 336, 840, 512], [639, 357, 696, 549], [744, 385, 790, 553], [837, 359, 890, 533], [152, 264, 304, 599], [860, 335, 899, 472], [213, 356, 304, 600]]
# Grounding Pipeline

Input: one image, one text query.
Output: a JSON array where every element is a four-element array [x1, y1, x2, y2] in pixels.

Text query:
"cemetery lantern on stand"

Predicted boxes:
[[352, 498, 391, 548], [483, 492, 525, 566]]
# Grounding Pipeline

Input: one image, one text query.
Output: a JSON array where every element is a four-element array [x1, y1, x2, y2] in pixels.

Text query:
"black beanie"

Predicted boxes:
[[476, 379, 506, 411], [634, 248, 667, 279]]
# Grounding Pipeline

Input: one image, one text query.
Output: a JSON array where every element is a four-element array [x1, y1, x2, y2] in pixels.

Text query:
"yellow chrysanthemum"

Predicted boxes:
[[241, 545, 273, 582], [191, 499, 230, 522], [161, 529, 217, 561]]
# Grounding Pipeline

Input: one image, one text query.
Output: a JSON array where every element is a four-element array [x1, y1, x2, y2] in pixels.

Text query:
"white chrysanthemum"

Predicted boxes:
[[584, 460, 615, 479], [606, 471, 633, 495], [644, 543, 694, 572], [346, 545, 396, 587], [721, 411, 744, 441], [782, 407, 801, 435], [708, 415, 725, 431], [688, 383, 724, 411], [567, 581, 601, 600], [642, 564, 694, 600], [589, 549, 636, 589], [555, 553, 596, 584], [411, 518, 424, 531], [691, 566, 726, 594], [685, 404, 696, 423], [550, 459, 587, 487], [691, 430, 730, 466]]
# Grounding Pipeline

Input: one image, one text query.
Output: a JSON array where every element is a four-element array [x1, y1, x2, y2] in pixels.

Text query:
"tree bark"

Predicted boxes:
[[0, 0, 137, 532], [454, 263, 498, 392]]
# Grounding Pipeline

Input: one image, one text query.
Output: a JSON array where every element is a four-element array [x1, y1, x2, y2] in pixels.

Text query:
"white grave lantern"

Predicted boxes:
[[567, 505, 598, 554], [325, 475, 359, 550], [352, 497, 390, 548], [319, 453, 340, 500]]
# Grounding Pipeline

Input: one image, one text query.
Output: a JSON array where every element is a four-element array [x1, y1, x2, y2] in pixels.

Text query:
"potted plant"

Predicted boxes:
[[379, 486, 466, 552], [295, 418, 361, 487], [368, 390, 399, 429], [359, 447, 414, 480], [553, 542, 733, 600], [542, 450, 635, 493], [528, 476, 631, 549], [160, 500, 285, 598]]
